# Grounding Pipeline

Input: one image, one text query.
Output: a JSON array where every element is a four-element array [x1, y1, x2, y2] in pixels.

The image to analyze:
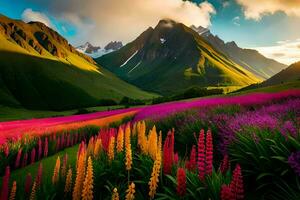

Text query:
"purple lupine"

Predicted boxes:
[[288, 151, 300, 176], [281, 121, 297, 138]]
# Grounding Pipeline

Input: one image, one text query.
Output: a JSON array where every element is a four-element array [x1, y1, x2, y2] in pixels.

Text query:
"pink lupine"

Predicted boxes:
[[38, 138, 42, 160], [15, 148, 22, 169], [22, 152, 28, 167], [198, 129, 205, 180], [44, 138, 48, 157], [36, 163, 43, 187], [205, 129, 213, 175], [30, 148, 36, 164]]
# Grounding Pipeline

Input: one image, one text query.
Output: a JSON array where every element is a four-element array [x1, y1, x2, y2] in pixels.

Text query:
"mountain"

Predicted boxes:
[[96, 19, 261, 95], [0, 15, 156, 110], [76, 41, 123, 58], [190, 25, 287, 79]]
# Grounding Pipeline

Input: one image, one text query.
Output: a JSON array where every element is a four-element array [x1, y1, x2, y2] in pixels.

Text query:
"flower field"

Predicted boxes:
[[1, 90, 300, 200]]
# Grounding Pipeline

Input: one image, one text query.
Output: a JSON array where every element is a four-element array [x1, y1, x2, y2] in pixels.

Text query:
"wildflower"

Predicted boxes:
[[108, 136, 115, 162], [25, 173, 32, 194], [148, 126, 158, 160], [137, 121, 147, 154], [87, 137, 95, 157], [116, 126, 124, 153], [30, 148, 36, 164], [93, 139, 102, 157], [176, 168, 186, 197], [148, 151, 161, 199], [125, 138, 132, 171], [230, 164, 244, 200], [1, 166, 10, 200], [187, 145, 196, 171], [288, 151, 300, 176], [9, 181, 16, 200], [44, 138, 48, 157], [4, 144, 9, 157], [38, 138, 42, 160], [52, 156, 61, 185], [29, 181, 36, 200], [220, 155, 230, 174], [205, 129, 213, 175], [64, 167, 73, 194], [15, 148, 22, 168], [82, 157, 94, 200], [73, 151, 86, 200], [112, 188, 119, 200], [132, 123, 137, 136], [125, 182, 135, 200], [22, 152, 28, 167], [198, 129, 205, 180], [220, 184, 232, 200], [36, 163, 43, 188], [125, 123, 131, 148], [61, 154, 68, 178], [163, 131, 173, 174], [174, 153, 179, 165]]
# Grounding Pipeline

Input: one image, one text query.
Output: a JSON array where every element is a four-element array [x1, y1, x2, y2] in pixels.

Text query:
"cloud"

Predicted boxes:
[[236, 0, 300, 20], [254, 39, 300, 65], [22, 9, 52, 27], [29, 0, 215, 46], [232, 16, 240, 26]]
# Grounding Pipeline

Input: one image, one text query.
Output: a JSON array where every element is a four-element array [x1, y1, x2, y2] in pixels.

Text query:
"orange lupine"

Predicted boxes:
[[9, 181, 16, 200], [148, 151, 162, 199], [111, 188, 119, 200], [108, 136, 115, 162], [64, 167, 73, 194], [148, 126, 158, 160], [116, 127, 124, 153], [125, 138, 132, 171], [125, 182, 136, 200], [52, 156, 61, 185], [73, 151, 86, 200], [82, 157, 94, 200], [93, 139, 102, 157]]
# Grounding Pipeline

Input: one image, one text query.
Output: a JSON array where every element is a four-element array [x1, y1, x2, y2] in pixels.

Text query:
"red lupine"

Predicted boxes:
[[163, 132, 173, 174], [205, 129, 213, 175], [220, 155, 230, 174], [176, 168, 186, 197], [24, 173, 32, 194], [198, 129, 205, 180], [187, 145, 196, 171], [44, 138, 48, 157], [230, 164, 244, 200], [4, 144, 9, 157], [174, 152, 179, 165], [221, 184, 233, 200], [15, 148, 22, 168], [38, 138, 42, 160], [30, 148, 36, 164], [0, 166, 10, 200], [56, 136, 61, 151], [22, 152, 28, 167], [36, 163, 43, 187]]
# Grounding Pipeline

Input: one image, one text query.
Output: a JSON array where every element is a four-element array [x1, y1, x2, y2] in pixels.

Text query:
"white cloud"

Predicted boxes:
[[36, 0, 216, 46], [236, 0, 300, 20], [232, 16, 240, 26], [254, 39, 300, 65], [22, 9, 52, 27]]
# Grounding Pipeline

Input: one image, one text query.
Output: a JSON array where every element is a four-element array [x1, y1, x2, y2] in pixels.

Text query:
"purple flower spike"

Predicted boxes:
[[288, 151, 300, 176]]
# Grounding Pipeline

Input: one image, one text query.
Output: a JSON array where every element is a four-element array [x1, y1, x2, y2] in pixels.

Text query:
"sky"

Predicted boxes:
[[0, 0, 300, 65]]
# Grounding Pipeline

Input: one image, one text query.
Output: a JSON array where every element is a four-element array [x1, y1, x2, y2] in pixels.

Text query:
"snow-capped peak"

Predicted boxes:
[[76, 41, 123, 58], [190, 25, 211, 37]]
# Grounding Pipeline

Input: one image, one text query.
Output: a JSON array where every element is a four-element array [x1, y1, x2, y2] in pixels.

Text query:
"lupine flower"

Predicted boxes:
[[125, 137, 132, 171], [116, 127, 124, 153], [1, 166, 10, 200], [64, 167, 73, 194], [73, 151, 86, 200], [281, 121, 297, 138], [176, 168, 186, 197], [4, 144, 9, 157], [174, 153, 179, 165], [220, 184, 232, 200], [125, 123, 131, 149], [25, 173, 32, 194], [61, 154, 68, 178], [30, 148, 36, 164], [148, 126, 158, 160], [36, 163, 43, 188], [9, 181, 17, 200], [29, 181, 36, 200], [93, 139, 102, 157], [82, 157, 94, 200], [220, 155, 230, 174], [112, 188, 119, 200], [288, 151, 300, 176], [44, 138, 48, 157], [22, 152, 28, 167], [137, 121, 148, 154], [38, 138, 42, 160], [205, 129, 213, 175], [230, 164, 244, 200], [87, 137, 95, 157], [132, 123, 137, 136], [163, 131, 173, 174], [148, 152, 161, 199], [186, 145, 196, 171], [15, 148, 22, 169], [108, 136, 115, 162], [125, 182, 135, 200], [52, 156, 61, 185], [198, 129, 205, 180]]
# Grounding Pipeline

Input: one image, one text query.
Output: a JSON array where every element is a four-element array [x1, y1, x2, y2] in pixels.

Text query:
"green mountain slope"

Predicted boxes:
[[0, 15, 156, 110], [97, 19, 261, 95]]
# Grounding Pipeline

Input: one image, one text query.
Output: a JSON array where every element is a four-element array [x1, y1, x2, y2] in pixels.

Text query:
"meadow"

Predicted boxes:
[[0, 90, 300, 200]]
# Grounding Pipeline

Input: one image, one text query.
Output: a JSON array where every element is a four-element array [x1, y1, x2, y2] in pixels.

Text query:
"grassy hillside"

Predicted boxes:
[[0, 15, 156, 110], [97, 19, 261, 95]]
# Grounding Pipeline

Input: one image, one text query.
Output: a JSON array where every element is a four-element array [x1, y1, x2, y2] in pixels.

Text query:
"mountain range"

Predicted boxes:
[[97, 19, 271, 95], [0, 14, 155, 110], [76, 41, 123, 58]]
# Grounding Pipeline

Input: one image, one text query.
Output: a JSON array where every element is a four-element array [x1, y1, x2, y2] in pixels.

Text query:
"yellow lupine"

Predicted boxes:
[[125, 139, 132, 171], [82, 157, 94, 200], [93, 139, 102, 157], [108, 136, 115, 162], [52, 156, 61, 185], [157, 131, 162, 155], [132, 122, 137, 136], [111, 188, 119, 200], [64, 167, 73, 194], [116, 127, 124, 153], [125, 182, 136, 200], [148, 126, 158, 160], [73, 151, 86, 200], [9, 181, 16, 200], [148, 152, 161, 199], [29, 181, 36, 200], [125, 123, 131, 148], [137, 121, 148, 154]]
